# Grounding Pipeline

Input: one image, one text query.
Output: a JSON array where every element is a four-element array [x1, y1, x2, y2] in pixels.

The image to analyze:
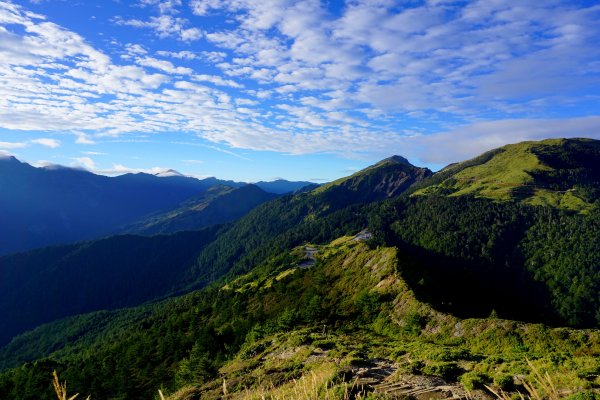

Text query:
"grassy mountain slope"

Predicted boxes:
[[413, 138, 600, 212], [1, 236, 598, 399], [0, 226, 222, 347], [181, 156, 432, 288], [314, 155, 432, 202], [1, 139, 599, 399], [121, 184, 278, 236]]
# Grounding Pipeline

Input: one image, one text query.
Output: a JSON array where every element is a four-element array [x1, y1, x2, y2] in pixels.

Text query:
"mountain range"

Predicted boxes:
[[0, 138, 598, 399], [0, 156, 313, 255]]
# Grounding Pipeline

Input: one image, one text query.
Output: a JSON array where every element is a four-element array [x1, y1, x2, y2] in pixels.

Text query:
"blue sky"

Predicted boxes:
[[1, 0, 600, 182]]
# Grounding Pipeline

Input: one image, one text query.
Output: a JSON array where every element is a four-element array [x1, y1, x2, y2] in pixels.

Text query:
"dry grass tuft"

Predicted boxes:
[[485, 358, 561, 400], [52, 370, 90, 400]]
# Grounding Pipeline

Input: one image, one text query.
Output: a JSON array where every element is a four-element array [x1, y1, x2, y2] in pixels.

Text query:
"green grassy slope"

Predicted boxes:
[[413, 138, 600, 212], [1, 139, 599, 399], [1, 237, 598, 399], [181, 156, 432, 288]]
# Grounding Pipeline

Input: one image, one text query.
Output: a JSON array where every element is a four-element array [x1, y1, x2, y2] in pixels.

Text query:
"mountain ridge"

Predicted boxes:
[[0, 157, 316, 255], [0, 154, 432, 348], [121, 184, 278, 236], [412, 138, 600, 212]]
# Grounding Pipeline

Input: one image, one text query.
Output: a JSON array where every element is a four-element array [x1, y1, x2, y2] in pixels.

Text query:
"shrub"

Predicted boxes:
[[493, 373, 514, 390], [421, 362, 462, 381], [460, 371, 490, 391]]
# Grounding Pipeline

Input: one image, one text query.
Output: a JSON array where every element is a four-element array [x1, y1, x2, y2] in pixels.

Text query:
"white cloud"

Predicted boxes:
[[138, 0, 182, 15], [0, 1, 599, 164], [31, 138, 61, 148], [406, 116, 600, 165], [156, 50, 198, 59], [114, 15, 202, 41], [72, 156, 95, 170], [190, 0, 221, 16], [75, 133, 96, 145], [135, 56, 193, 75], [0, 138, 60, 149], [101, 163, 172, 175], [193, 74, 243, 88], [0, 141, 28, 149]]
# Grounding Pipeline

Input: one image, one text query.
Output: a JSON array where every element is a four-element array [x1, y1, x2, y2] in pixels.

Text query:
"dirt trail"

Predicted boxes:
[[346, 359, 491, 400], [297, 246, 317, 269]]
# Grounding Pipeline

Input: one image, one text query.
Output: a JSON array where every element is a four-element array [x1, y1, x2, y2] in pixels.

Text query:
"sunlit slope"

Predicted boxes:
[[3, 236, 599, 399], [315, 155, 432, 202], [414, 138, 600, 212]]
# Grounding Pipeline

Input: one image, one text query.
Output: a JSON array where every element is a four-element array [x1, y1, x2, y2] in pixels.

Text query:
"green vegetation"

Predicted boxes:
[[0, 157, 431, 350], [413, 138, 600, 212], [314, 155, 432, 202], [1, 238, 599, 399], [0, 138, 599, 399], [377, 195, 600, 326], [0, 227, 222, 346]]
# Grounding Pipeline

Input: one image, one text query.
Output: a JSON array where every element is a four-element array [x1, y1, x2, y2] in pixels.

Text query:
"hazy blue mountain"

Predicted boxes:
[[121, 184, 278, 236], [0, 157, 238, 255], [253, 179, 315, 194]]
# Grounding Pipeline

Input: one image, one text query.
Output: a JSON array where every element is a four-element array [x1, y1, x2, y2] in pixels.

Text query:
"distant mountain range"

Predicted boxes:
[[120, 184, 278, 236], [253, 179, 315, 194], [0, 156, 314, 255]]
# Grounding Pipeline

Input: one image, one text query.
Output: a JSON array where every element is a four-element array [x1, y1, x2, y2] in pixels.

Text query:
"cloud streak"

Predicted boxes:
[[0, 138, 60, 149]]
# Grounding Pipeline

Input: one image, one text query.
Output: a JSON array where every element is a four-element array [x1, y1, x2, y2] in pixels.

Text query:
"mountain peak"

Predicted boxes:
[[313, 153, 432, 202], [0, 155, 19, 163], [155, 169, 184, 178], [376, 155, 412, 166]]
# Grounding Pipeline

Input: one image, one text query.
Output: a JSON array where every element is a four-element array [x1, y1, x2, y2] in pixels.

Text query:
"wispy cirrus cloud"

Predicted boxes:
[[31, 138, 60, 148], [0, 138, 60, 149], [0, 0, 599, 166]]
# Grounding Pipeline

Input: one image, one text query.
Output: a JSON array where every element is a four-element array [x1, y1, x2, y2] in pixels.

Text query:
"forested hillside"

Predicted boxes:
[[0, 156, 432, 349], [0, 139, 599, 399], [1, 236, 598, 399], [0, 227, 222, 346]]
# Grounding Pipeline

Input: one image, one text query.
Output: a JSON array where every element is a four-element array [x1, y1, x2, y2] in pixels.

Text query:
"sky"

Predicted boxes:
[[0, 0, 599, 182]]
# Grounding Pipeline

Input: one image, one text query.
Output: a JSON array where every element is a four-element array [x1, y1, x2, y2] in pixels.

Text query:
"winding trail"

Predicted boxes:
[[297, 246, 317, 269]]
